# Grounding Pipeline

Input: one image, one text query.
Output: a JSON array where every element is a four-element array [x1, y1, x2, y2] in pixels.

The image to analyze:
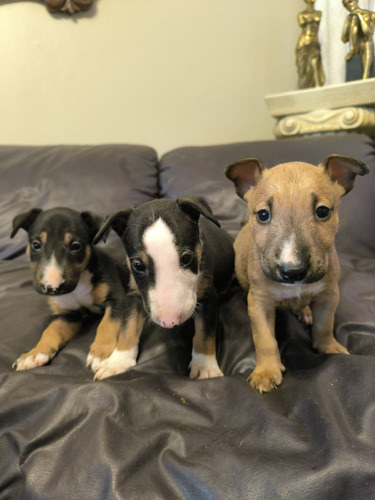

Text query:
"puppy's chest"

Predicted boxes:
[[269, 281, 326, 309], [49, 270, 101, 314]]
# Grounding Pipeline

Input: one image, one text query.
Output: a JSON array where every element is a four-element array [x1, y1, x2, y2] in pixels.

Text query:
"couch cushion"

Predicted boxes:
[[0, 144, 158, 259], [159, 134, 375, 258]]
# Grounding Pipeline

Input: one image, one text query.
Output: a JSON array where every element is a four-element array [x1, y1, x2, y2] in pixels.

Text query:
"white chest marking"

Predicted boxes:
[[142, 218, 198, 328], [49, 270, 98, 312]]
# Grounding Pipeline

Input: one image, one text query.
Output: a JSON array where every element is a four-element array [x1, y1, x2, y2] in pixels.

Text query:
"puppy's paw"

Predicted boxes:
[[297, 305, 313, 326], [314, 338, 349, 355], [86, 352, 105, 372], [248, 363, 285, 393], [189, 353, 223, 380], [92, 347, 138, 380], [13, 352, 50, 371], [88, 340, 117, 365]]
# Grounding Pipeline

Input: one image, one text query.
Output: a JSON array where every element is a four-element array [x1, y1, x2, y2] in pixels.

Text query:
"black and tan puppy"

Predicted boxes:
[[11, 207, 130, 379], [93, 197, 234, 379], [225, 154, 369, 392]]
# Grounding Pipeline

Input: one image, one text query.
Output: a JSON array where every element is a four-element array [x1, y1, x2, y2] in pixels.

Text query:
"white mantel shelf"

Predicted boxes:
[[264, 79, 375, 138]]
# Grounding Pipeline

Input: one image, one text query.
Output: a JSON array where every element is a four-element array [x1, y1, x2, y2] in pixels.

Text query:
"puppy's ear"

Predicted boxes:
[[81, 211, 104, 242], [93, 208, 132, 244], [177, 197, 220, 227], [322, 154, 369, 195], [11, 208, 43, 238], [225, 158, 266, 199]]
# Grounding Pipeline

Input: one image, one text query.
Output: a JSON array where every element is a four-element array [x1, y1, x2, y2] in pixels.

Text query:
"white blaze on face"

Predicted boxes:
[[42, 253, 64, 291], [142, 218, 198, 329], [278, 234, 299, 266]]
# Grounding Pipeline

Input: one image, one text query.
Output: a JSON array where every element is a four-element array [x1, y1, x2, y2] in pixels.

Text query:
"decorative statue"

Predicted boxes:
[[296, 0, 325, 89], [342, 0, 375, 80]]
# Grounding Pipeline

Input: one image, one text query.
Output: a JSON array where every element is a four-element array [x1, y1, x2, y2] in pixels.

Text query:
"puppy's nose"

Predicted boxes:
[[160, 318, 180, 329], [42, 283, 64, 295], [278, 263, 308, 283]]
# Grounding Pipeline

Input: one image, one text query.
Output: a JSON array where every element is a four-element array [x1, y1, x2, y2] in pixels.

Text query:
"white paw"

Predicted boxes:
[[86, 352, 104, 372], [13, 353, 50, 371], [92, 347, 138, 380], [189, 353, 223, 379]]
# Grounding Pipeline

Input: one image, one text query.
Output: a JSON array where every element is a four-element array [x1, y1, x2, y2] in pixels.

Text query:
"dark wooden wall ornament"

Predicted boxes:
[[1, 0, 95, 15], [45, 0, 94, 14]]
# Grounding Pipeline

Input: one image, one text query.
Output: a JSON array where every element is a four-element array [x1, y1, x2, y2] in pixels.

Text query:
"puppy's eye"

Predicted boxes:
[[70, 241, 83, 252], [180, 250, 194, 267], [256, 209, 271, 223], [315, 206, 331, 220], [31, 240, 41, 251], [131, 259, 146, 275]]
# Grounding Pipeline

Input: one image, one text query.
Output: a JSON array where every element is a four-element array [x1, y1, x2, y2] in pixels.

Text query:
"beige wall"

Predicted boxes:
[[0, 0, 301, 155]]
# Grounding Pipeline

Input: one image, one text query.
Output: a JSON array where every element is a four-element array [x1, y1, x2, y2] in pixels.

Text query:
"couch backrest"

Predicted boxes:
[[2, 135, 375, 261], [0, 144, 159, 259]]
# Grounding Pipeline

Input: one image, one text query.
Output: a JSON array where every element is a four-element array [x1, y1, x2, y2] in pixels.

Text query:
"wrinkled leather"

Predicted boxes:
[[1, 136, 375, 499]]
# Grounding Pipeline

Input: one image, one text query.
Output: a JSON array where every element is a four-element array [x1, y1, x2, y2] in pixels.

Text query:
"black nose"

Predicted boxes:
[[278, 264, 308, 283], [42, 284, 64, 295]]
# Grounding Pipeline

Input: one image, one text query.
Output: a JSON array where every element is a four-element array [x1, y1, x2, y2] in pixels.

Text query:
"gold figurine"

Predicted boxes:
[[296, 0, 325, 89], [342, 0, 375, 79]]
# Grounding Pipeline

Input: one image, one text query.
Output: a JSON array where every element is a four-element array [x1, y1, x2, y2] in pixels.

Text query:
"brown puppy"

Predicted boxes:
[[225, 154, 369, 392]]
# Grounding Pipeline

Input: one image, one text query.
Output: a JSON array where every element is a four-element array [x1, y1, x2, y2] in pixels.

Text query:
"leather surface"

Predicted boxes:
[[1, 135, 374, 499], [0, 144, 158, 260]]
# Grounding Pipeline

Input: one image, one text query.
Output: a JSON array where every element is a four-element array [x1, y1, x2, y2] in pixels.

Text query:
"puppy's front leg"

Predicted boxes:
[[13, 315, 82, 370], [311, 286, 349, 355], [92, 296, 145, 380], [87, 305, 122, 372], [189, 291, 223, 379], [247, 291, 285, 393]]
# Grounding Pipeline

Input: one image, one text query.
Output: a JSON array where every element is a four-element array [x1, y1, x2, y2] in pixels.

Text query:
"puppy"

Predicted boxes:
[[11, 207, 130, 379], [225, 154, 369, 392], [93, 197, 234, 379]]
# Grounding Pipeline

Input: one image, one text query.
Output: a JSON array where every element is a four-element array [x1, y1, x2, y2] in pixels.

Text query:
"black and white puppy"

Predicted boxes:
[[93, 197, 235, 379], [11, 207, 130, 379]]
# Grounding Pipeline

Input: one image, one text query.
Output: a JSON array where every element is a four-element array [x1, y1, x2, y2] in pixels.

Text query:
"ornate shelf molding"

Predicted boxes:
[[265, 79, 375, 138]]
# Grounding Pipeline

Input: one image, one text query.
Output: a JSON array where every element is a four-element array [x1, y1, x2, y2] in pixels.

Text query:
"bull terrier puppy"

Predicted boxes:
[[225, 154, 369, 392]]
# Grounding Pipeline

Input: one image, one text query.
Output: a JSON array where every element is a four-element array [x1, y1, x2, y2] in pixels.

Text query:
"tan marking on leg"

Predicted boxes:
[[14, 318, 82, 369], [90, 309, 145, 379], [89, 306, 121, 360], [190, 315, 223, 379], [192, 316, 216, 355], [116, 310, 145, 351]]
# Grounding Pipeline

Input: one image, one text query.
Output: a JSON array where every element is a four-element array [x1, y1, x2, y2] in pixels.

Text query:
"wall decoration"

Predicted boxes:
[[1, 0, 95, 15], [295, 0, 325, 88], [342, 0, 375, 80]]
